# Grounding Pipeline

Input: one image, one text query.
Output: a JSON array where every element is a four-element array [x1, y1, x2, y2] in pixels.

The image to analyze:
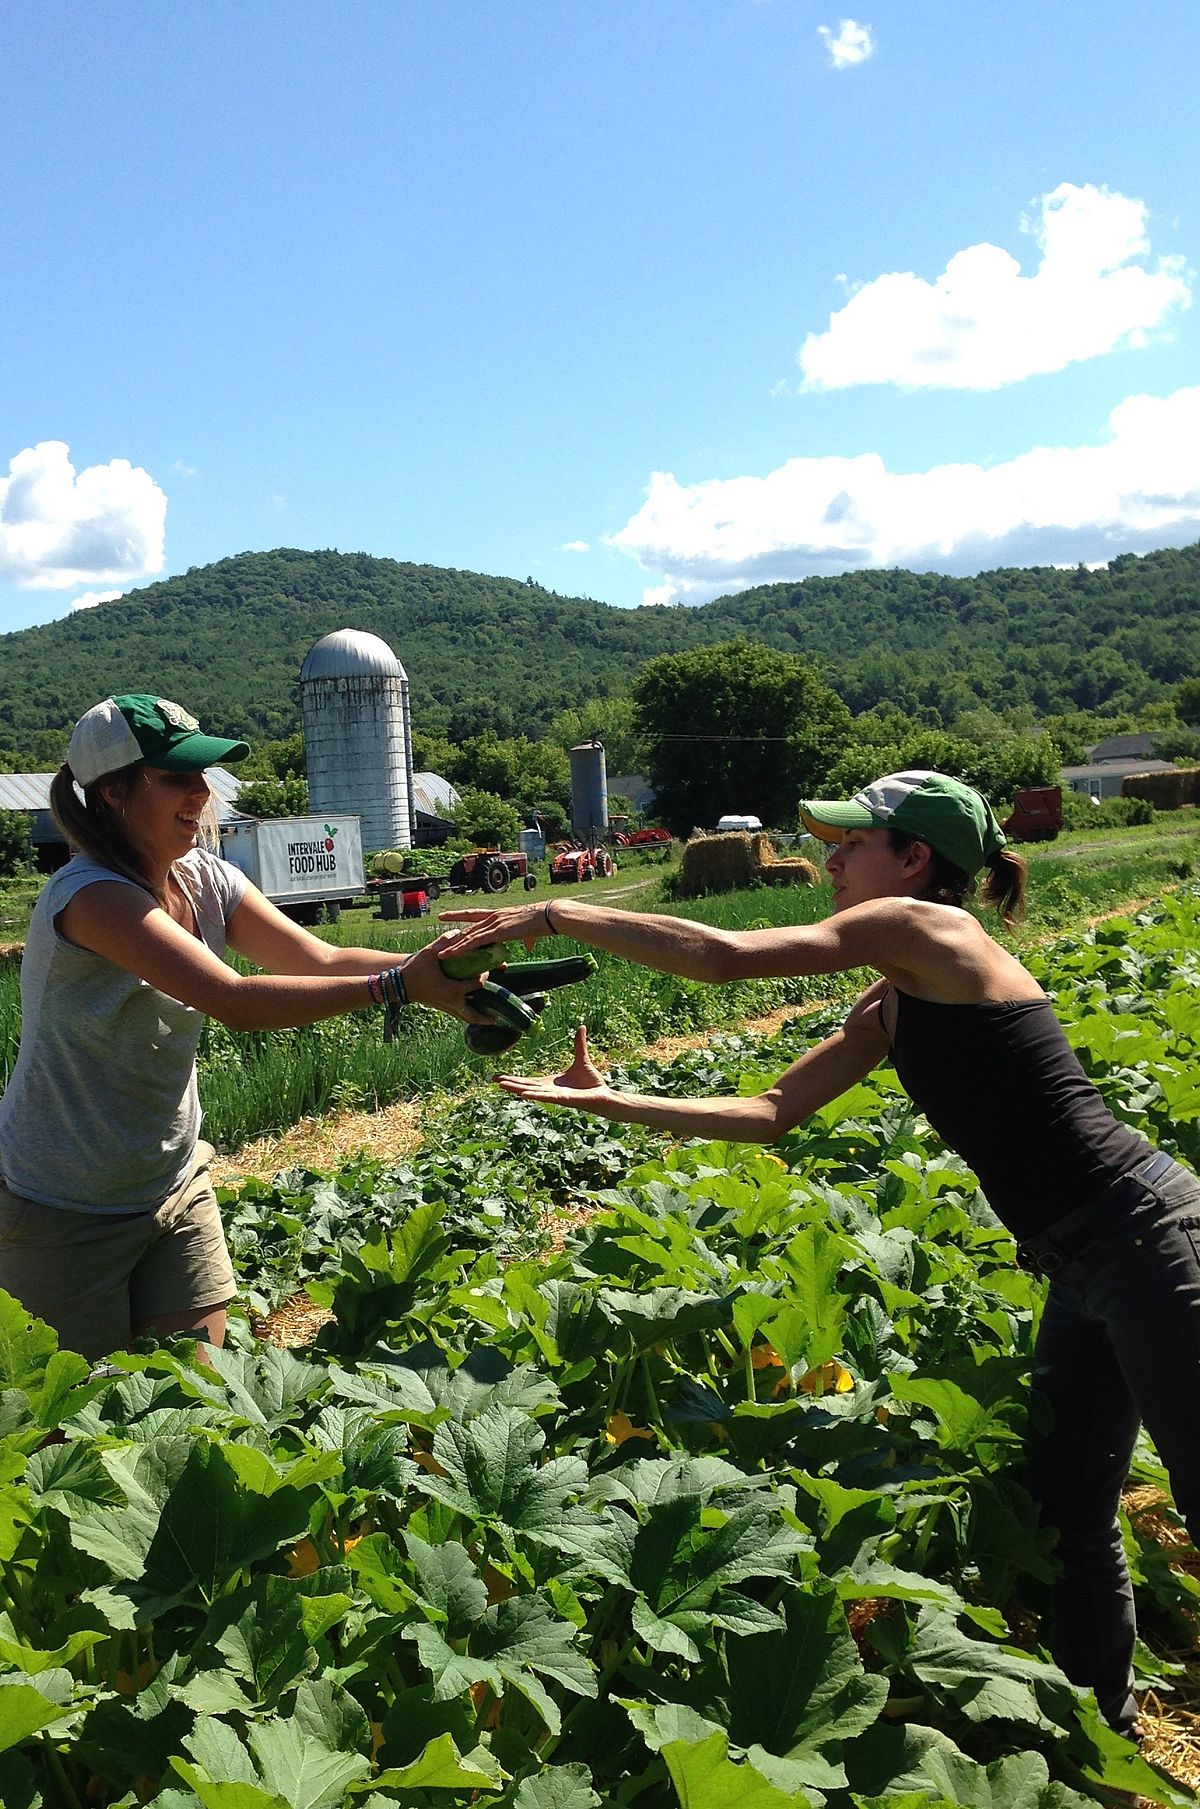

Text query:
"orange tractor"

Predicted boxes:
[[550, 843, 617, 884]]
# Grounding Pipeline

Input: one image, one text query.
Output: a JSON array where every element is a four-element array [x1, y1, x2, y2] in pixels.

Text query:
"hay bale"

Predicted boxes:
[[751, 833, 819, 887], [1122, 767, 1200, 809], [676, 831, 819, 895], [676, 832, 755, 897]]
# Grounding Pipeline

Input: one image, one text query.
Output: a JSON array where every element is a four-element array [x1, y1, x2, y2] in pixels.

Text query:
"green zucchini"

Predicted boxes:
[[440, 941, 512, 981], [465, 1021, 523, 1056], [491, 954, 596, 996], [466, 980, 539, 1034]]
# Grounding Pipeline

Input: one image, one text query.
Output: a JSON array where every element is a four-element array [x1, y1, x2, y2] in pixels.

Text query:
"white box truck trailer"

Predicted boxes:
[[219, 815, 365, 923]]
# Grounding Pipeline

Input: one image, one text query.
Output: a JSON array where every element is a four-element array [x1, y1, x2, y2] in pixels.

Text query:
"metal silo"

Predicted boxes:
[[300, 629, 417, 852], [569, 740, 608, 839]]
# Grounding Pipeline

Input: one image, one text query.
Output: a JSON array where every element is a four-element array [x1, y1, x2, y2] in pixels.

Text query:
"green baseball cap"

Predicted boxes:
[[68, 694, 250, 788], [799, 770, 1007, 877]]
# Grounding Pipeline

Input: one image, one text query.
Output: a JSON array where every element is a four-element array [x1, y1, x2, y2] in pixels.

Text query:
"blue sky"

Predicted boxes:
[[1, 0, 1197, 632]]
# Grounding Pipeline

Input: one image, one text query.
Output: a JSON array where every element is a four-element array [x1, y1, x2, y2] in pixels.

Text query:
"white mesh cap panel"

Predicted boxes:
[[850, 771, 935, 821]]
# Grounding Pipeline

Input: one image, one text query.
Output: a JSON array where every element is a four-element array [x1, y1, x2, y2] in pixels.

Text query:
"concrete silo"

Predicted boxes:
[[300, 629, 416, 852], [569, 740, 608, 839]]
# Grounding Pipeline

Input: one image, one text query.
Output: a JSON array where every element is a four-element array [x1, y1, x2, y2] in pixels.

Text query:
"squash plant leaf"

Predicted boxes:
[[424, 1404, 588, 1534], [907, 1610, 1077, 1730], [725, 1587, 888, 1786], [403, 1530, 490, 1634], [0, 1677, 81, 1752], [371, 1729, 506, 1791], [888, 1358, 1026, 1456], [662, 1728, 814, 1808], [512, 1760, 603, 1808], [66, 1437, 319, 1616]]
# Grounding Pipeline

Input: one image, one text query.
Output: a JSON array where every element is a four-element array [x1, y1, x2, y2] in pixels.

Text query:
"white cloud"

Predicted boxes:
[[68, 589, 123, 612], [817, 19, 874, 68], [0, 441, 166, 590], [561, 539, 590, 553], [172, 459, 198, 478], [799, 183, 1192, 391], [608, 384, 1200, 605]]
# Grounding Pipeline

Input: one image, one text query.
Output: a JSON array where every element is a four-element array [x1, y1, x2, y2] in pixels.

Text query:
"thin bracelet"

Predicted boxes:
[[366, 972, 384, 1006], [543, 900, 556, 935], [379, 964, 409, 1040]]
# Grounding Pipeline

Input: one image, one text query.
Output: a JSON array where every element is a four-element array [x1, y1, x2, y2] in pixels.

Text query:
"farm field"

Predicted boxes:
[[1, 889, 1198, 1805], [3, 818, 1200, 1153]]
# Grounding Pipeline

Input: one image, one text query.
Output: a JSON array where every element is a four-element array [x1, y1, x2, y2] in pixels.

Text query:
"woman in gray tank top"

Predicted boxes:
[[0, 693, 480, 1366], [443, 769, 1200, 1746]]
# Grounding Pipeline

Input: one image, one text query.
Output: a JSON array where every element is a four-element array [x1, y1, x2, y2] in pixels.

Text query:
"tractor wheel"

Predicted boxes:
[[481, 858, 510, 894]]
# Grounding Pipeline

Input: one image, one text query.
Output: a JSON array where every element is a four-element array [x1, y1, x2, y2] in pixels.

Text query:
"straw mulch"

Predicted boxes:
[[1122, 1486, 1200, 1793]]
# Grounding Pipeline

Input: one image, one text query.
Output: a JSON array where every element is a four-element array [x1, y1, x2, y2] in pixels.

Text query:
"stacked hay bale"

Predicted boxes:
[[676, 832, 819, 897], [1122, 768, 1200, 809], [751, 833, 820, 887], [676, 832, 755, 897]]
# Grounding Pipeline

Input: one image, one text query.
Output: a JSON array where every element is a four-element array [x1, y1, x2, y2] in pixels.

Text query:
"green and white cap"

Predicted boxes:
[[68, 694, 250, 788], [799, 770, 1006, 877]]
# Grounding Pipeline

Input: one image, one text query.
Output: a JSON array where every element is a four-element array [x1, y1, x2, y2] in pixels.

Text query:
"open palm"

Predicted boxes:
[[495, 1026, 613, 1112]]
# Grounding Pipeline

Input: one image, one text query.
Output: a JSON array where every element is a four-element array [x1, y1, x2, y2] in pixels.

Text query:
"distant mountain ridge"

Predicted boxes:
[[0, 542, 1196, 764]]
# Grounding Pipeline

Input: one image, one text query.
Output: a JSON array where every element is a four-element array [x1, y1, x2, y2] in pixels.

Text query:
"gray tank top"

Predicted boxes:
[[0, 849, 247, 1213]]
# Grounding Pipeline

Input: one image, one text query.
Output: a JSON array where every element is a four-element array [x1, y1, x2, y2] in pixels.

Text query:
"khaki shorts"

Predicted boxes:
[[0, 1141, 235, 1364]]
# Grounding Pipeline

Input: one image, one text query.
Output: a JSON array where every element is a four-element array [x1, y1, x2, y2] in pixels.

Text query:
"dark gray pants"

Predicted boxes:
[[1021, 1153, 1200, 1735]]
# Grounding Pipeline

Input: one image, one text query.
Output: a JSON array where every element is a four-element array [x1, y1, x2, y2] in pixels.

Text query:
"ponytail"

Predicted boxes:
[[980, 847, 1027, 928], [50, 763, 163, 905], [887, 828, 1026, 927]]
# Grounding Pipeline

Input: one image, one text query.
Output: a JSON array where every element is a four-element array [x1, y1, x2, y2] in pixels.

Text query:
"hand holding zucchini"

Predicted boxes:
[[441, 939, 595, 1056]]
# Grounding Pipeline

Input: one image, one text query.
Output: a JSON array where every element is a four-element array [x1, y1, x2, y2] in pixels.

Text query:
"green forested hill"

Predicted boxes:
[[1, 542, 1197, 765]]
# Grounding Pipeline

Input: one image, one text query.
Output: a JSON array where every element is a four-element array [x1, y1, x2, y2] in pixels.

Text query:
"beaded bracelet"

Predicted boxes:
[[371, 964, 410, 1040]]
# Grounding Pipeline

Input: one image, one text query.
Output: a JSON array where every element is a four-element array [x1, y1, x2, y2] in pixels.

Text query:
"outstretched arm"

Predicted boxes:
[[61, 881, 482, 1029], [495, 982, 891, 1144], [442, 895, 937, 989], [226, 883, 480, 1018]]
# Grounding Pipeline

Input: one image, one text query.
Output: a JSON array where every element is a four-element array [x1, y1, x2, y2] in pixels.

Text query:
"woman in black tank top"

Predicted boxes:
[[443, 769, 1200, 1744]]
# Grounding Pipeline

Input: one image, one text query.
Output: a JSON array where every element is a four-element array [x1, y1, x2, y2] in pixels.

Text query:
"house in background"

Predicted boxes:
[[607, 773, 658, 816], [1060, 731, 1178, 801]]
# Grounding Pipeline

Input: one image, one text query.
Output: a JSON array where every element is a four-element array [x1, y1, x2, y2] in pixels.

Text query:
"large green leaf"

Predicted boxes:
[[0, 1290, 91, 1436], [66, 1436, 318, 1616], [725, 1588, 888, 1787], [369, 1731, 506, 1792], [185, 1576, 353, 1710], [512, 1762, 602, 1808], [601, 1287, 741, 1352], [189, 1344, 330, 1429], [0, 1678, 79, 1752], [773, 1225, 851, 1368], [423, 1404, 589, 1536], [907, 1611, 1077, 1730], [888, 1358, 1026, 1455], [403, 1531, 489, 1635], [662, 1730, 814, 1808], [174, 1702, 371, 1809]]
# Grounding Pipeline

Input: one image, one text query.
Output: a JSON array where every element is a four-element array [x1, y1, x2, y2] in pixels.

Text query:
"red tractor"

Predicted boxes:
[[447, 850, 538, 894], [550, 847, 597, 884], [550, 843, 617, 883]]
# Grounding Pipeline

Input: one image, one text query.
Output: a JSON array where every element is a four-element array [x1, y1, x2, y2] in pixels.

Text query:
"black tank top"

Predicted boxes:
[[889, 990, 1152, 1240]]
